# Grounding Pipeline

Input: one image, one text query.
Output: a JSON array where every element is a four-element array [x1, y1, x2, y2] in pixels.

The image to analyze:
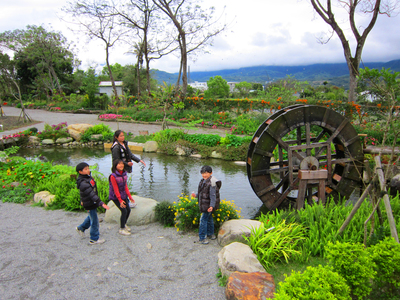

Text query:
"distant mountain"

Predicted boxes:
[[152, 59, 400, 89]]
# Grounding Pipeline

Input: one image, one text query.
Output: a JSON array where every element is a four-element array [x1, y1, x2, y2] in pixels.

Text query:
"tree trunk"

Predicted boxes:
[[106, 47, 119, 100], [11, 78, 31, 123], [145, 56, 151, 96], [181, 34, 188, 96], [136, 61, 141, 99]]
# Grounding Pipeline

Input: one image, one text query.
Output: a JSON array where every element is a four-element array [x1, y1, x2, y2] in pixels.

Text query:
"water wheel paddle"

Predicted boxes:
[[247, 105, 364, 210]]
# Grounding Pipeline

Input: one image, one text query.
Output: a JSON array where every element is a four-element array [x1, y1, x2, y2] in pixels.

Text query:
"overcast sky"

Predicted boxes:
[[1, 0, 400, 73]]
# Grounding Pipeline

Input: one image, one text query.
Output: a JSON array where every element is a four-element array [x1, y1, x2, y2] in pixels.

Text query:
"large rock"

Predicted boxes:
[[34, 191, 55, 207], [211, 151, 223, 159], [143, 141, 158, 152], [56, 137, 73, 144], [67, 124, 93, 141], [225, 271, 275, 300], [105, 195, 157, 226], [41, 139, 54, 145], [28, 136, 40, 145], [175, 146, 186, 156], [218, 219, 263, 246], [218, 242, 266, 278]]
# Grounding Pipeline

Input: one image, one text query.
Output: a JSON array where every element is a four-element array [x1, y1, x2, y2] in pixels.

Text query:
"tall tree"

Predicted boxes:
[[310, 0, 399, 102], [116, 0, 156, 96], [0, 53, 31, 122], [0, 25, 75, 96], [152, 0, 226, 95], [63, 0, 128, 99]]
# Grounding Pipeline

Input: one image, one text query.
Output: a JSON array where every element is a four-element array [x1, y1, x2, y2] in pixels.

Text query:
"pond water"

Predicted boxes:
[[15, 147, 264, 219]]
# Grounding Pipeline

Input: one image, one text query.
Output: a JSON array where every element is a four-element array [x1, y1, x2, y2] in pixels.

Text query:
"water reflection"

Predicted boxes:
[[15, 147, 263, 218]]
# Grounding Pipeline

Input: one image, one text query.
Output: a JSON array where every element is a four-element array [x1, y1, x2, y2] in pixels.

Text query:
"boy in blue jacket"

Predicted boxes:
[[75, 162, 109, 244]]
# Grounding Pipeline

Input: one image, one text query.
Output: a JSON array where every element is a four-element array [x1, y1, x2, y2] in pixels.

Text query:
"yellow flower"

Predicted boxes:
[[217, 218, 220, 221], [192, 220, 196, 224], [177, 228, 179, 232]]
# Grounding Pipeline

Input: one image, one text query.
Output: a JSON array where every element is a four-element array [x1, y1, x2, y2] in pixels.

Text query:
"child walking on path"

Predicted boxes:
[[75, 162, 109, 245], [109, 159, 136, 236], [192, 165, 222, 245]]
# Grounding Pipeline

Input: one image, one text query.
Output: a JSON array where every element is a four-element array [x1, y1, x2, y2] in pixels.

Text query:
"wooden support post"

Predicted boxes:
[[374, 156, 399, 243], [338, 182, 373, 235], [297, 170, 328, 210]]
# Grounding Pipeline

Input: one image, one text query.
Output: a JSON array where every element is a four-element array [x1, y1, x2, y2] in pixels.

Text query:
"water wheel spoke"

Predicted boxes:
[[275, 173, 290, 191], [270, 178, 300, 210]]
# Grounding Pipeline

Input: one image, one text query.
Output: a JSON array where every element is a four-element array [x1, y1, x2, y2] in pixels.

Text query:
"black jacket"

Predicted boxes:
[[76, 173, 104, 210], [111, 141, 141, 173], [197, 176, 222, 213]]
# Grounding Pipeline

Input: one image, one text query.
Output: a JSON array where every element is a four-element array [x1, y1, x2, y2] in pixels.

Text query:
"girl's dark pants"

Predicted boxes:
[[112, 199, 131, 228]]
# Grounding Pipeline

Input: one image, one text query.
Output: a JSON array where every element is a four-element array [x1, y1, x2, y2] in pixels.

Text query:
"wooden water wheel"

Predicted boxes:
[[246, 105, 364, 210]]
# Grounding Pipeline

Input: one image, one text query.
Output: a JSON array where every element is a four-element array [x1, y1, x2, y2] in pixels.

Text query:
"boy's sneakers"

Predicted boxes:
[[129, 202, 137, 208], [119, 228, 131, 236], [199, 239, 209, 245], [124, 225, 131, 232], [207, 235, 217, 240], [76, 227, 85, 237], [89, 239, 105, 245]]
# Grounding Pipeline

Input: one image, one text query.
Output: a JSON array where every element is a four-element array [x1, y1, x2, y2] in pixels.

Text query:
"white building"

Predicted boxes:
[[227, 82, 239, 93], [98, 81, 124, 97], [188, 81, 208, 91]]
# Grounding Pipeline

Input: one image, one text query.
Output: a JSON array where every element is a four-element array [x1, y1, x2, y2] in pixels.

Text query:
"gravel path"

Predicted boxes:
[[0, 202, 225, 299], [1, 106, 228, 138], [0, 107, 227, 299]]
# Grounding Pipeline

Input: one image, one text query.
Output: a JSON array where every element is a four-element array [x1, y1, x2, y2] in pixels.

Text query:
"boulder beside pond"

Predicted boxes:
[[67, 124, 93, 141], [105, 195, 158, 226], [217, 219, 263, 247], [218, 242, 266, 278]]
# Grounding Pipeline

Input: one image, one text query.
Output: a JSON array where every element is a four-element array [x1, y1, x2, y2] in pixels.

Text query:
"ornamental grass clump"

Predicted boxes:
[[244, 217, 306, 269], [80, 123, 113, 142]]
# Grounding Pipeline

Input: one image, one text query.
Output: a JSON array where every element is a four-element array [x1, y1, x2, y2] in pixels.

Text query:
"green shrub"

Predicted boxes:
[[325, 241, 376, 300], [182, 133, 221, 147], [155, 201, 175, 226], [219, 134, 252, 148], [368, 237, 400, 297], [0, 184, 33, 204], [80, 123, 113, 143], [274, 265, 351, 300], [244, 218, 306, 269], [232, 114, 260, 135], [153, 129, 185, 145]]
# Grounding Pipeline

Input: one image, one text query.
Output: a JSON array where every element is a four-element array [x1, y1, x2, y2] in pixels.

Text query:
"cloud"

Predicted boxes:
[[1, 0, 399, 74]]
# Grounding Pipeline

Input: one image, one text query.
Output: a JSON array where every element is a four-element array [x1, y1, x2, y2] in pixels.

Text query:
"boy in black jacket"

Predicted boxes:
[[75, 162, 109, 245], [192, 165, 222, 245]]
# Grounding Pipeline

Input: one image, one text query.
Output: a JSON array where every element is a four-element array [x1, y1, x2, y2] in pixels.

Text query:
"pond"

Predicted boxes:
[[15, 146, 264, 219]]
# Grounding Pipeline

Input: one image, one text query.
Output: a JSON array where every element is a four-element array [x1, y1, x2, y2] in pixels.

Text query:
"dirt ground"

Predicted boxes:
[[0, 115, 40, 132]]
